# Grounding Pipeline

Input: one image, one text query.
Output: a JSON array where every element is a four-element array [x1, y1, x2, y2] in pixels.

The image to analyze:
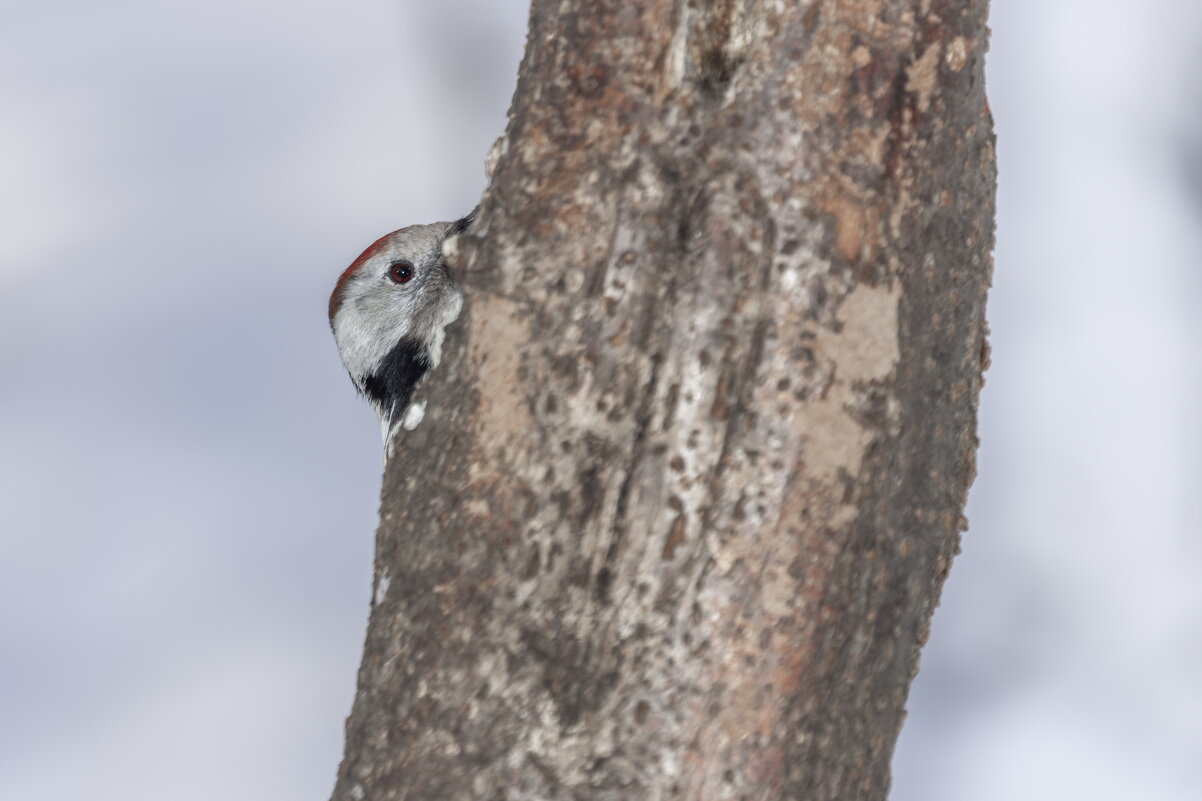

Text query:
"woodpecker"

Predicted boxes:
[[329, 211, 472, 443]]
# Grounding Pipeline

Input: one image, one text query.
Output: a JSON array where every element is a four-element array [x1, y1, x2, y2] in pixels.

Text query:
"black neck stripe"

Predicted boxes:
[[362, 338, 430, 423]]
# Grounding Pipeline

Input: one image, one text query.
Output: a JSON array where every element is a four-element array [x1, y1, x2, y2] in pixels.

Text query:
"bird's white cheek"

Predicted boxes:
[[334, 300, 414, 380], [334, 310, 383, 379]]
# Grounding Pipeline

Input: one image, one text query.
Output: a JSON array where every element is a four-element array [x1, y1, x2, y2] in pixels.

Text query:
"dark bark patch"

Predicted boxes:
[[520, 627, 623, 728], [594, 566, 613, 604], [699, 47, 738, 100], [662, 514, 686, 560], [578, 464, 605, 525]]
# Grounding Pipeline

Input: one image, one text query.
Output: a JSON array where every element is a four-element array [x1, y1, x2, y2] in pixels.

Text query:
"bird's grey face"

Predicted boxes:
[[329, 222, 464, 386]]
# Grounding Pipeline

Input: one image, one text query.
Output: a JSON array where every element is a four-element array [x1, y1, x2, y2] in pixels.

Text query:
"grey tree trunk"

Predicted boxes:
[[332, 1, 994, 799]]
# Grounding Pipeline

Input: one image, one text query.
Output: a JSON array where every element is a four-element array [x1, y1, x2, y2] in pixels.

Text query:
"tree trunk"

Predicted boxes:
[[332, 0, 994, 799]]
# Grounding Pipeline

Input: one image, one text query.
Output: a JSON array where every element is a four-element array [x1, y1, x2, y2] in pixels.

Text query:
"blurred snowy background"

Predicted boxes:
[[0, 1, 1198, 799]]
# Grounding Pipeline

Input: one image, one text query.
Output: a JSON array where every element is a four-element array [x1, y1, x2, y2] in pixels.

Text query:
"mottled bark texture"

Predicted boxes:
[[333, 1, 994, 799]]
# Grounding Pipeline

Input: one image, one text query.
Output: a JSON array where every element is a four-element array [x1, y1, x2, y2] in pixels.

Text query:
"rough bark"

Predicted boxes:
[[332, 1, 994, 799]]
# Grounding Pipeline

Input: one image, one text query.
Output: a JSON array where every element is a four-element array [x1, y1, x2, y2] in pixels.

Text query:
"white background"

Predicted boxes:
[[1, 2, 1199, 799]]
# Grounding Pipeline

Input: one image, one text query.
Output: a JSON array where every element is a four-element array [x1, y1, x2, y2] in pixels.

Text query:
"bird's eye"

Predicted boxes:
[[389, 261, 414, 284]]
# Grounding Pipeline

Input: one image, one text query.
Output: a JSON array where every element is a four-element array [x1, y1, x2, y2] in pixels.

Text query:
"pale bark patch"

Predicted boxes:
[[818, 283, 901, 384], [906, 42, 942, 113], [946, 36, 970, 72], [468, 295, 531, 451], [826, 195, 868, 263], [795, 283, 901, 482], [798, 395, 875, 480]]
